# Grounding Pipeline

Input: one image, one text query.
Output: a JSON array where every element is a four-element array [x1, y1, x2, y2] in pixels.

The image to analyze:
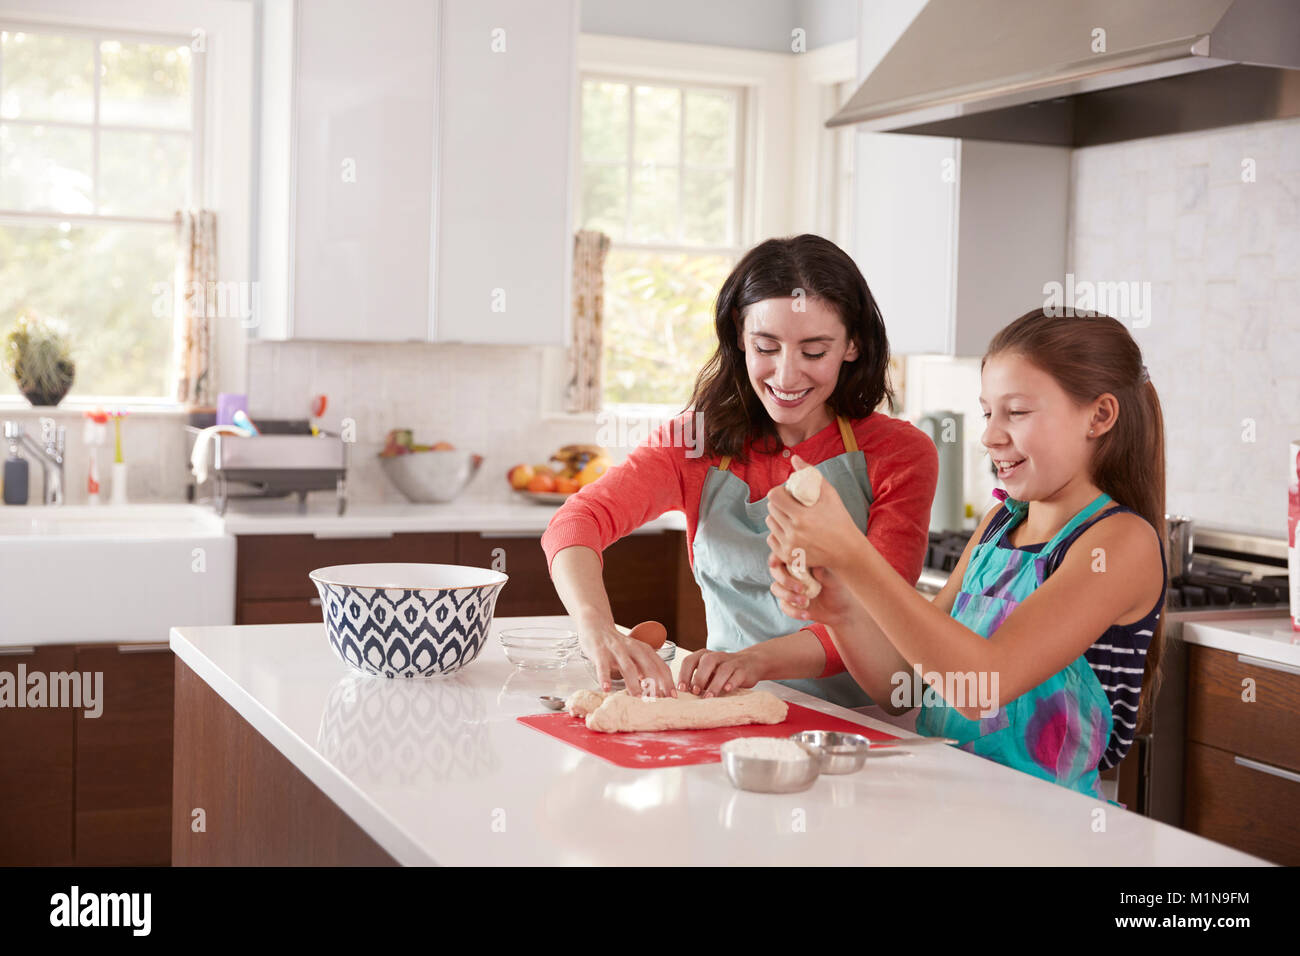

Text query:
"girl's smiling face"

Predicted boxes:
[[738, 296, 859, 438], [980, 352, 1106, 499]]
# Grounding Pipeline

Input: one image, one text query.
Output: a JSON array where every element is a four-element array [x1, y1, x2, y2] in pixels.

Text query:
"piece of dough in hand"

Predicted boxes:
[[573, 687, 788, 733], [781, 466, 824, 600], [784, 465, 823, 506]]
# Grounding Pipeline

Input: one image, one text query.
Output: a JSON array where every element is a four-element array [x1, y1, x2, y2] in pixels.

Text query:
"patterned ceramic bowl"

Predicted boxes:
[[309, 563, 507, 678]]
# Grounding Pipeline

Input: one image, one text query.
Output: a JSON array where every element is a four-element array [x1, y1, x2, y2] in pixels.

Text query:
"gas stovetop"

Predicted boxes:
[[923, 526, 1291, 613]]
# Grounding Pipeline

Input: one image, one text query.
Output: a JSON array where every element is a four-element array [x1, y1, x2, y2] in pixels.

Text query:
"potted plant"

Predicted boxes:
[[3, 312, 76, 407]]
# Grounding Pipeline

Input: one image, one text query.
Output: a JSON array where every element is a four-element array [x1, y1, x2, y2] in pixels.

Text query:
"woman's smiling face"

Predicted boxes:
[[738, 296, 859, 436], [980, 352, 1102, 498]]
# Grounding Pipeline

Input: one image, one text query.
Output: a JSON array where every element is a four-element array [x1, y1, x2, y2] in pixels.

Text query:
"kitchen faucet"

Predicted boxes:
[[3, 418, 66, 505]]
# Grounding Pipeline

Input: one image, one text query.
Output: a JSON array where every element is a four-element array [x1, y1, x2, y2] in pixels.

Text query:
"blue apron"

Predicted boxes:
[[690, 415, 875, 707], [915, 490, 1118, 800]]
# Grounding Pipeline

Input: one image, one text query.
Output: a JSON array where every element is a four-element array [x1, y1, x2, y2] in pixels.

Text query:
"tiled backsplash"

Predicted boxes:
[[245, 340, 609, 504], [1069, 116, 1299, 537]]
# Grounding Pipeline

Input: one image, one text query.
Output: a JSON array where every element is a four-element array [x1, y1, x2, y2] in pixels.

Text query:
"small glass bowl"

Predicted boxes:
[[582, 640, 677, 689], [498, 626, 579, 670]]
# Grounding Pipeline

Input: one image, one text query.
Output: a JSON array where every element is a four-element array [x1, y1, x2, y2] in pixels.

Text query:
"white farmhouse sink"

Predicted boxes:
[[0, 504, 235, 646]]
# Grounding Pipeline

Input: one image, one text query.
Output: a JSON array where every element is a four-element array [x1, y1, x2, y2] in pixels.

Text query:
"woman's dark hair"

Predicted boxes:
[[683, 234, 894, 461], [984, 308, 1168, 729]]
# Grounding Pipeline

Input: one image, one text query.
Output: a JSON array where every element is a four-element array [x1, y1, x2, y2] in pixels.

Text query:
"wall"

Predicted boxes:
[[905, 116, 1300, 538], [581, 0, 855, 52]]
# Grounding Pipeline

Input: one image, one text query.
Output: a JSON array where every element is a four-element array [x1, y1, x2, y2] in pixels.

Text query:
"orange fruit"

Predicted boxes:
[[554, 476, 579, 494], [575, 456, 609, 487], [527, 473, 556, 493]]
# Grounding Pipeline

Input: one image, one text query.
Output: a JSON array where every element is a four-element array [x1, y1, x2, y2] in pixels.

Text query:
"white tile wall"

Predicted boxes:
[[1070, 117, 1300, 537], [908, 116, 1300, 538]]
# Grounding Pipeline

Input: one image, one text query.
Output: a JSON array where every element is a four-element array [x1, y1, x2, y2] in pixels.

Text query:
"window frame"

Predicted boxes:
[[0, 18, 206, 405]]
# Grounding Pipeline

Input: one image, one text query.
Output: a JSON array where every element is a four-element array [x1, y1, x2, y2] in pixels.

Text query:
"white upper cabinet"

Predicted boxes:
[[850, 1, 1068, 356], [256, 0, 576, 345], [432, 0, 576, 345]]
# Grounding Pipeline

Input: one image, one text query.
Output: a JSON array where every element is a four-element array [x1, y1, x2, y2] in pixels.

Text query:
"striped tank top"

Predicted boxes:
[[982, 495, 1167, 770]]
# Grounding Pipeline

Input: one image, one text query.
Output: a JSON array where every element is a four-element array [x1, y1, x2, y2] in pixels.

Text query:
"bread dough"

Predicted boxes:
[[781, 466, 824, 600], [784, 466, 823, 506], [565, 687, 787, 733]]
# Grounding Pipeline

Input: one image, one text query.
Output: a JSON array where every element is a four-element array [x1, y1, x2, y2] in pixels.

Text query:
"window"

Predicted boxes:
[[0, 24, 200, 401], [578, 76, 746, 410]]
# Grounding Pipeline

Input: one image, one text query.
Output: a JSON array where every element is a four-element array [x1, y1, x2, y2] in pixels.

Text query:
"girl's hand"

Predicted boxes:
[[767, 552, 855, 626], [766, 454, 860, 572], [577, 618, 676, 697], [677, 647, 766, 699]]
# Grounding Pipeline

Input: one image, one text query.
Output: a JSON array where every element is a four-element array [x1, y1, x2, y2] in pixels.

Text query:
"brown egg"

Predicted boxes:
[[627, 620, 667, 650]]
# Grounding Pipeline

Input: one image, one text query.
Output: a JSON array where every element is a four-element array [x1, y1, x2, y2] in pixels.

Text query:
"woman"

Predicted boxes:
[[541, 234, 937, 707]]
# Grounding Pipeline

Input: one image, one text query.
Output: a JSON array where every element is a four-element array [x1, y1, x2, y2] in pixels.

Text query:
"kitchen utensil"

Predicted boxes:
[[581, 640, 677, 689], [789, 730, 871, 774], [1166, 514, 1194, 579], [538, 695, 567, 711], [309, 563, 507, 678], [498, 626, 578, 669], [379, 450, 483, 503], [721, 739, 823, 793], [517, 701, 899, 769]]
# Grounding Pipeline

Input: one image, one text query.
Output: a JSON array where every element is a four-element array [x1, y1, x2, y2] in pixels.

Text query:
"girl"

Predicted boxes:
[[542, 234, 938, 705], [765, 309, 1168, 801]]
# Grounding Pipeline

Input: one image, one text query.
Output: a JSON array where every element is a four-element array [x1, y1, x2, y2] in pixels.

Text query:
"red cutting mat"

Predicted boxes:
[[517, 701, 900, 769]]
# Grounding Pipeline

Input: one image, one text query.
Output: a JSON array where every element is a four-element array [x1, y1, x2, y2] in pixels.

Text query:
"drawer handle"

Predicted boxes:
[[0, 645, 36, 656], [313, 530, 394, 539], [1233, 755, 1300, 784], [309, 598, 322, 606], [1236, 654, 1300, 678], [478, 532, 543, 539], [118, 642, 172, 654]]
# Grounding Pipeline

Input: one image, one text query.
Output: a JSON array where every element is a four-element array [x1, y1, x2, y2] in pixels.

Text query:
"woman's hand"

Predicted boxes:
[[766, 455, 861, 573], [677, 647, 767, 699], [577, 617, 676, 697], [767, 551, 855, 626]]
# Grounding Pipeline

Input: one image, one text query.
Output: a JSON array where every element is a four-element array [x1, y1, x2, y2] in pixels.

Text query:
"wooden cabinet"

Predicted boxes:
[[851, 1, 1068, 356], [0, 644, 75, 865], [74, 644, 174, 866], [235, 532, 457, 622], [0, 642, 172, 866], [1183, 645, 1300, 865]]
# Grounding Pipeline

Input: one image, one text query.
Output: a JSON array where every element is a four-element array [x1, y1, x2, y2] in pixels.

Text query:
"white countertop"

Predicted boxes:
[[1183, 614, 1300, 668], [218, 497, 687, 536], [169, 615, 1267, 866]]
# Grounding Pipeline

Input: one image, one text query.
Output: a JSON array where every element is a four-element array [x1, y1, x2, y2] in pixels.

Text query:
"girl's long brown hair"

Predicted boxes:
[[985, 308, 1168, 729], [683, 234, 894, 462]]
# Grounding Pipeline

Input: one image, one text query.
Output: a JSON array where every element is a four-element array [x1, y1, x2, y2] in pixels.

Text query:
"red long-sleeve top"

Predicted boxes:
[[541, 412, 938, 589]]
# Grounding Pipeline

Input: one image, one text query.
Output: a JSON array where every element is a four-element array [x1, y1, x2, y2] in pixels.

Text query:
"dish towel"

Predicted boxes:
[[190, 424, 252, 485]]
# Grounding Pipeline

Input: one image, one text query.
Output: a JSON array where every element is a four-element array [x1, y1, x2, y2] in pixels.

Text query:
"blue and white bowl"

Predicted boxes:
[[308, 563, 508, 678]]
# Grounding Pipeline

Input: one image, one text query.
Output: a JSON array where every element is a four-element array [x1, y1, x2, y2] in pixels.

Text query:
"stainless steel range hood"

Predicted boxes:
[[828, 0, 1300, 146]]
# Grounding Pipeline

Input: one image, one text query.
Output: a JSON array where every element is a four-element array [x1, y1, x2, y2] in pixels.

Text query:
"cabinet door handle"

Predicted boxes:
[[478, 532, 543, 539], [1236, 654, 1300, 678], [0, 645, 36, 656], [1233, 755, 1300, 785], [309, 598, 322, 606], [118, 642, 172, 654], [313, 530, 393, 539]]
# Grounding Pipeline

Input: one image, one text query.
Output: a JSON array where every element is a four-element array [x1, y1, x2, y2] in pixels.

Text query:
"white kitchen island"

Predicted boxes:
[[169, 616, 1268, 866]]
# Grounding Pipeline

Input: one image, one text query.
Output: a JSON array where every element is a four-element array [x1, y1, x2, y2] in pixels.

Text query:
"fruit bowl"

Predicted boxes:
[[512, 489, 574, 505], [380, 449, 483, 503]]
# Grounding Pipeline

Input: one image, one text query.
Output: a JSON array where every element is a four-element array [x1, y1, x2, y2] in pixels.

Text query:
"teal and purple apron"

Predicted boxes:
[[690, 415, 875, 708], [915, 490, 1117, 801]]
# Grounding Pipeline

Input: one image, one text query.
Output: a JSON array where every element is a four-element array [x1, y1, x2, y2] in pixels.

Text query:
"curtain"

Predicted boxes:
[[565, 229, 611, 413], [174, 209, 218, 407]]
